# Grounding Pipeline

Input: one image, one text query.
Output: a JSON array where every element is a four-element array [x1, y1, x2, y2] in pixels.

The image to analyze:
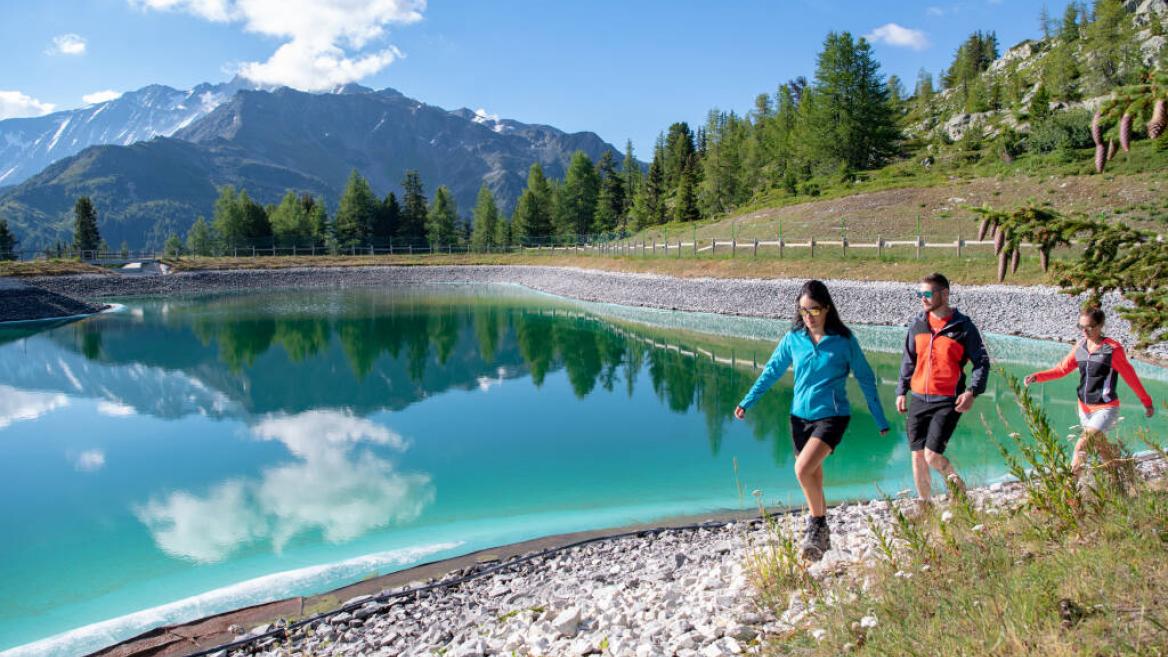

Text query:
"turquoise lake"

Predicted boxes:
[[2, 284, 1166, 656]]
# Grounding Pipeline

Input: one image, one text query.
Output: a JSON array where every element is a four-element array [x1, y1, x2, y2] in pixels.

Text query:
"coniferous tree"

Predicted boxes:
[[942, 31, 999, 111], [426, 186, 459, 248], [621, 140, 641, 229], [335, 170, 378, 248], [238, 191, 272, 246], [73, 196, 101, 255], [915, 69, 935, 113], [1060, 2, 1081, 40], [513, 163, 554, 243], [592, 151, 625, 234], [675, 165, 700, 222], [555, 151, 600, 238], [662, 123, 696, 190], [1040, 4, 1054, 41], [372, 192, 400, 245], [164, 233, 183, 257], [185, 216, 215, 256], [212, 186, 247, 249], [269, 191, 309, 246], [0, 219, 17, 260], [470, 184, 500, 250], [495, 214, 513, 248], [1082, 0, 1141, 95], [399, 170, 428, 242], [633, 149, 666, 228]]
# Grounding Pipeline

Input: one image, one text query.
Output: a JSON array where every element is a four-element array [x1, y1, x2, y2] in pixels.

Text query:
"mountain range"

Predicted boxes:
[[0, 82, 623, 250]]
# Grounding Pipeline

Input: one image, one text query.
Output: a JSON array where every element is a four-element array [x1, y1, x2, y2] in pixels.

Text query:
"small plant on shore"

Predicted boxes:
[[745, 490, 818, 605]]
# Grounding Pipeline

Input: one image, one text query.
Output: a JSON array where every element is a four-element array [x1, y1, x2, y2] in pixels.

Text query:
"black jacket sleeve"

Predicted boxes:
[[896, 319, 917, 396], [963, 319, 991, 396]]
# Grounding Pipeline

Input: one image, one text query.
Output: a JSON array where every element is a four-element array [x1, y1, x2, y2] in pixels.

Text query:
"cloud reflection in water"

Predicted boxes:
[[135, 410, 433, 563]]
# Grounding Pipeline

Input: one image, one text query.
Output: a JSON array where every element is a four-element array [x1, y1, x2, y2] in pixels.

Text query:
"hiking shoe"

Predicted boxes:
[[801, 517, 830, 562]]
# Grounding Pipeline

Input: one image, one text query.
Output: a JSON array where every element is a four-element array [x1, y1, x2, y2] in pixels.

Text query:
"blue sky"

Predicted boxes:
[[1, 0, 1073, 156]]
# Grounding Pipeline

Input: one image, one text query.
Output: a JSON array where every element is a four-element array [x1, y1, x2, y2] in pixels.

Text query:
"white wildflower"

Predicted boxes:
[[940, 510, 954, 523], [971, 524, 985, 533], [811, 628, 827, 641], [860, 615, 879, 629]]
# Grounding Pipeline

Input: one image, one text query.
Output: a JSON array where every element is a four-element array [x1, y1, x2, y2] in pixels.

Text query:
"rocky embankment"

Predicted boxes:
[[23, 266, 1162, 357], [0, 278, 107, 322], [194, 454, 1167, 657]]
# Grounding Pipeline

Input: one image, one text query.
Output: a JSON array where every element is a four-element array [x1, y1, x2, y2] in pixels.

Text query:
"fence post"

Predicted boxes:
[[877, 236, 883, 259], [753, 239, 758, 258], [677, 239, 682, 258], [916, 235, 922, 259], [842, 237, 848, 257], [731, 239, 736, 258], [779, 238, 785, 258], [652, 239, 656, 255], [711, 239, 716, 256], [810, 238, 815, 259], [956, 232, 963, 257]]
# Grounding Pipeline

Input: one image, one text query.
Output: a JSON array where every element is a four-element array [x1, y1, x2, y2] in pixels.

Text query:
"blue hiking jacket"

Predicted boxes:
[[738, 329, 890, 431]]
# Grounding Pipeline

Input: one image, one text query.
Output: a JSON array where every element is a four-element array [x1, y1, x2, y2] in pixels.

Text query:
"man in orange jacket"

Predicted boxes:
[[896, 273, 991, 508]]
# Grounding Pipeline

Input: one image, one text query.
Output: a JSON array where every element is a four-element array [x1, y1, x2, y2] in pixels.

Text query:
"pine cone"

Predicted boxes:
[[1095, 144, 1106, 173], [1011, 246, 1021, 273], [1148, 99, 1166, 140], [1107, 139, 1118, 161], [994, 229, 1005, 255], [977, 218, 989, 241], [1120, 114, 1132, 152], [997, 250, 1008, 282], [1091, 110, 1103, 146], [1040, 246, 1050, 272]]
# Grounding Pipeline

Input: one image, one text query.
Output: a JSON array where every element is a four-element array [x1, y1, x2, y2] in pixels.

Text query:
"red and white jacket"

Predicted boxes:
[[1031, 337, 1153, 413]]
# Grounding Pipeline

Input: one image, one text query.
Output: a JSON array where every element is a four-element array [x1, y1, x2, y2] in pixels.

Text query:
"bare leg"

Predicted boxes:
[[1071, 432, 1092, 478], [911, 450, 932, 500], [924, 449, 966, 496], [794, 438, 833, 517]]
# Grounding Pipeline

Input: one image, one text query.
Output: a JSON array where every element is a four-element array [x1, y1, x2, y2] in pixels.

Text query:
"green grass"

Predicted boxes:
[[750, 386, 1168, 657]]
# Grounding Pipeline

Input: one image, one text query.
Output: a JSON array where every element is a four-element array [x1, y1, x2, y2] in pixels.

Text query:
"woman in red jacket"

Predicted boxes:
[[1024, 307, 1155, 478]]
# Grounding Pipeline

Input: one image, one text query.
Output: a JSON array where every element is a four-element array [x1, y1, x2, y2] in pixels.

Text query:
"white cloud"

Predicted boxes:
[[97, 400, 135, 416], [0, 90, 56, 119], [926, 6, 944, 16], [136, 410, 433, 562], [132, 0, 426, 91], [73, 449, 106, 472], [0, 386, 68, 428], [865, 23, 930, 51], [49, 33, 87, 55], [82, 90, 123, 105]]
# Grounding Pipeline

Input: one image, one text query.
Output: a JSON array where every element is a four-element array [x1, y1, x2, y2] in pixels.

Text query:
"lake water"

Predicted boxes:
[[2, 284, 1166, 656]]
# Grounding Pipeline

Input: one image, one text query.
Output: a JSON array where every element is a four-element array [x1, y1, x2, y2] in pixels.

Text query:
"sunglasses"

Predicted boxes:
[[915, 290, 935, 299], [1078, 323, 1098, 332], [799, 306, 825, 317]]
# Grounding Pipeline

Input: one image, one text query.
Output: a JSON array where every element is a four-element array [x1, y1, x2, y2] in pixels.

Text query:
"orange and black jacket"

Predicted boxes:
[[896, 309, 991, 401]]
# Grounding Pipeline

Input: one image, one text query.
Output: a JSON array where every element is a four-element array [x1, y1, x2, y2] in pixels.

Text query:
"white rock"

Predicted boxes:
[[553, 606, 582, 638]]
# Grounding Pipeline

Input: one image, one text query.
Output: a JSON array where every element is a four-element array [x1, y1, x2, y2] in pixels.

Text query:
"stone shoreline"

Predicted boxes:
[[0, 278, 108, 323], [17, 265, 1165, 358], [160, 455, 1167, 657]]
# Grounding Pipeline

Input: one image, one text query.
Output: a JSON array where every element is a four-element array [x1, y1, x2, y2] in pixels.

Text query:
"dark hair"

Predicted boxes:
[[791, 280, 852, 338], [921, 272, 950, 290], [1081, 306, 1106, 326]]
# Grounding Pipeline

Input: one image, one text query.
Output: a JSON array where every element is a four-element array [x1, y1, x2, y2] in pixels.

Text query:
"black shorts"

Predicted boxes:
[[906, 397, 962, 453], [790, 415, 851, 453]]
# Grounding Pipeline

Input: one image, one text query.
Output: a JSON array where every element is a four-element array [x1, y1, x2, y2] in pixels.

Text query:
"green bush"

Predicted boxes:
[[1028, 109, 1093, 154]]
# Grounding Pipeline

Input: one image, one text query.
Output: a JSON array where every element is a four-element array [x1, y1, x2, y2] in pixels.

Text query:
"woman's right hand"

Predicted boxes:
[[734, 406, 745, 420], [1023, 374, 1037, 386]]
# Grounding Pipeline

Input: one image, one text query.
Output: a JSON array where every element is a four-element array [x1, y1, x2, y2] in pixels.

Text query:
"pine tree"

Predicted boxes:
[[621, 140, 641, 229], [1039, 4, 1054, 41], [426, 186, 459, 248], [0, 219, 17, 260], [662, 123, 696, 190], [185, 216, 215, 256], [633, 151, 666, 229], [372, 192, 400, 246], [513, 163, 554, 243], [470, 184, 500, 250], [73, 196, 101, 256], [335, 170, 378, 248], [164, 233, 184, 257], [942, 31, 999, 111], [212, 186, 248, 249], [592, 151, 625, 234], [1061, 2, 1081, 40], [238, 191, 272, 246], [675, 165, 700, 222], [399, 170, 428, 242], [495, 214, 513, 248], [1082, 0, 1141, 95], [555, 151, 600, 238], [1029, 84, 1053, 122], [269, 191, 310, 247]]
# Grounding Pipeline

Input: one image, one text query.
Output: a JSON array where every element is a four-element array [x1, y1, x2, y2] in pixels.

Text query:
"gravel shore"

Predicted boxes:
[[21, 265, 1164, 358], [207, 457, 1167, 657]]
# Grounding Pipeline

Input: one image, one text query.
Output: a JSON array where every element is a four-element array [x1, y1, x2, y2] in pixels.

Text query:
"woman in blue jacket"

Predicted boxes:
[[734, 280, 889, 561]]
